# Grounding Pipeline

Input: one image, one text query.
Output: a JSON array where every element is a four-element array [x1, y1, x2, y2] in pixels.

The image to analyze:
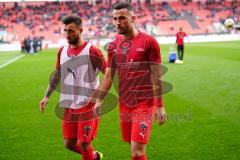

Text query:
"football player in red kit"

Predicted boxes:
[[94, 3, 166, 160], [39, 15, 105, 160], [176, 27, 187, 62]]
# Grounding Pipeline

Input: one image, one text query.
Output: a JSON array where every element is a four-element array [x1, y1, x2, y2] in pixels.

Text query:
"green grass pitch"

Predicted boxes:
[[0, 41, 240, 160]]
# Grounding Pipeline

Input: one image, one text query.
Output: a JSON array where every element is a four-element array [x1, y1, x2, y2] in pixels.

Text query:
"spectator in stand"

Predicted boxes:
[[24, 36, 31, 54], [38, 37, 42, 51], [21, 38, 25, 53], [33, 37, 38, 53]]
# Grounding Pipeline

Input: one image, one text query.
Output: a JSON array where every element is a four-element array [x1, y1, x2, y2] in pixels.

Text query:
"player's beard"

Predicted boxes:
[[116, 25, 127, 34], [67, 36, 79, 45], [117, 25, 131, 35], [117, 27, 126, 34]]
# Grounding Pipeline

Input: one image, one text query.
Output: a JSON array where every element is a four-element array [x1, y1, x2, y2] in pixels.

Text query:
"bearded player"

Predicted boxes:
[[94, 3, 166, 160], [39, 15, 105, 160]]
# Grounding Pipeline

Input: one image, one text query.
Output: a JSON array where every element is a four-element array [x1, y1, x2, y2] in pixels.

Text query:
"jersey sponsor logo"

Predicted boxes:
[[136, 48, 144, 52]]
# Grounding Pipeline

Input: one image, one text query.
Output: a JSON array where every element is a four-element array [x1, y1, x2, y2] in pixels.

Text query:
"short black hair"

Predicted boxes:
[[62, 14, 82, 27], [113, 2, 133, 11]]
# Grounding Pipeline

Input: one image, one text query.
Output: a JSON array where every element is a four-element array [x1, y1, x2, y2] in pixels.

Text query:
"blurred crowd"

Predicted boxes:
[[21, 36, 42, 54], [0, 0, 239, 43]]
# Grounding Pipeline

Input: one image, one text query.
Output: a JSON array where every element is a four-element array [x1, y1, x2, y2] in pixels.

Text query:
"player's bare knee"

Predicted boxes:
[[131, 150, 145, 158], [131, 142, 146, 157], [64, 142, 74, 150], [80, 142, 91, 151], [131, 147, 145, 157], [131, 148, 145, 157]]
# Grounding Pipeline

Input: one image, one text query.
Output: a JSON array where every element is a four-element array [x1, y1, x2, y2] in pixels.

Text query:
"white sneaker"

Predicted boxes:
[[94, 151, 103, 160], [175, 59, 182, 64], [179, 60, 184, 64]]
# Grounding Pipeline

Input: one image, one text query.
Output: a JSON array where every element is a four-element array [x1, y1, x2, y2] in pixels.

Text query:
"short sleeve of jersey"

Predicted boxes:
[[146, 37, 164, 108], [89, 45, 107, 73], [56, 46, 64, 70], [146, 37, 161, 64]]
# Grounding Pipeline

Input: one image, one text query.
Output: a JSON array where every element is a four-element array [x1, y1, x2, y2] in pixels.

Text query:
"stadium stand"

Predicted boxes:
[[0, 0, 239, 43]]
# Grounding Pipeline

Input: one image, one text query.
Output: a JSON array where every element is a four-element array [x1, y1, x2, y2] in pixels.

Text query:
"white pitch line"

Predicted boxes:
[[0, 54, 25, 69]]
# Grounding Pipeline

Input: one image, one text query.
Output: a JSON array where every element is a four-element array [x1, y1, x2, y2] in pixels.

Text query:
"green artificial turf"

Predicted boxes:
[[0, 41, 239, 160]]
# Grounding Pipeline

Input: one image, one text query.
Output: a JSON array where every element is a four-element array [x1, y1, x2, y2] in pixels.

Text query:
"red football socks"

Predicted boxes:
[[132, 154, 147, 160], [82, 146, 94, 160], [73, 141, 82, 154]]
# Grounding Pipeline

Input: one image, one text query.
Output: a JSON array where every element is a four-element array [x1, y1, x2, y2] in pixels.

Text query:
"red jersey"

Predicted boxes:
[[176, 31, 187, 45], [56, 41, 106, 73], [107, 31, 163, 108]]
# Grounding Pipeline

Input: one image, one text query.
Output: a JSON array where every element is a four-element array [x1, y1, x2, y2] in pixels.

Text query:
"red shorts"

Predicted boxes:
[[119, 105, 155, 144], [62, 103, 99, 142]]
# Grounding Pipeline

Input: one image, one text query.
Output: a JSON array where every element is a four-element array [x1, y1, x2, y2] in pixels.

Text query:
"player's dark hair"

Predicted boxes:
[[113, 2, 133, 11], [62, 14, 82, 27]]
